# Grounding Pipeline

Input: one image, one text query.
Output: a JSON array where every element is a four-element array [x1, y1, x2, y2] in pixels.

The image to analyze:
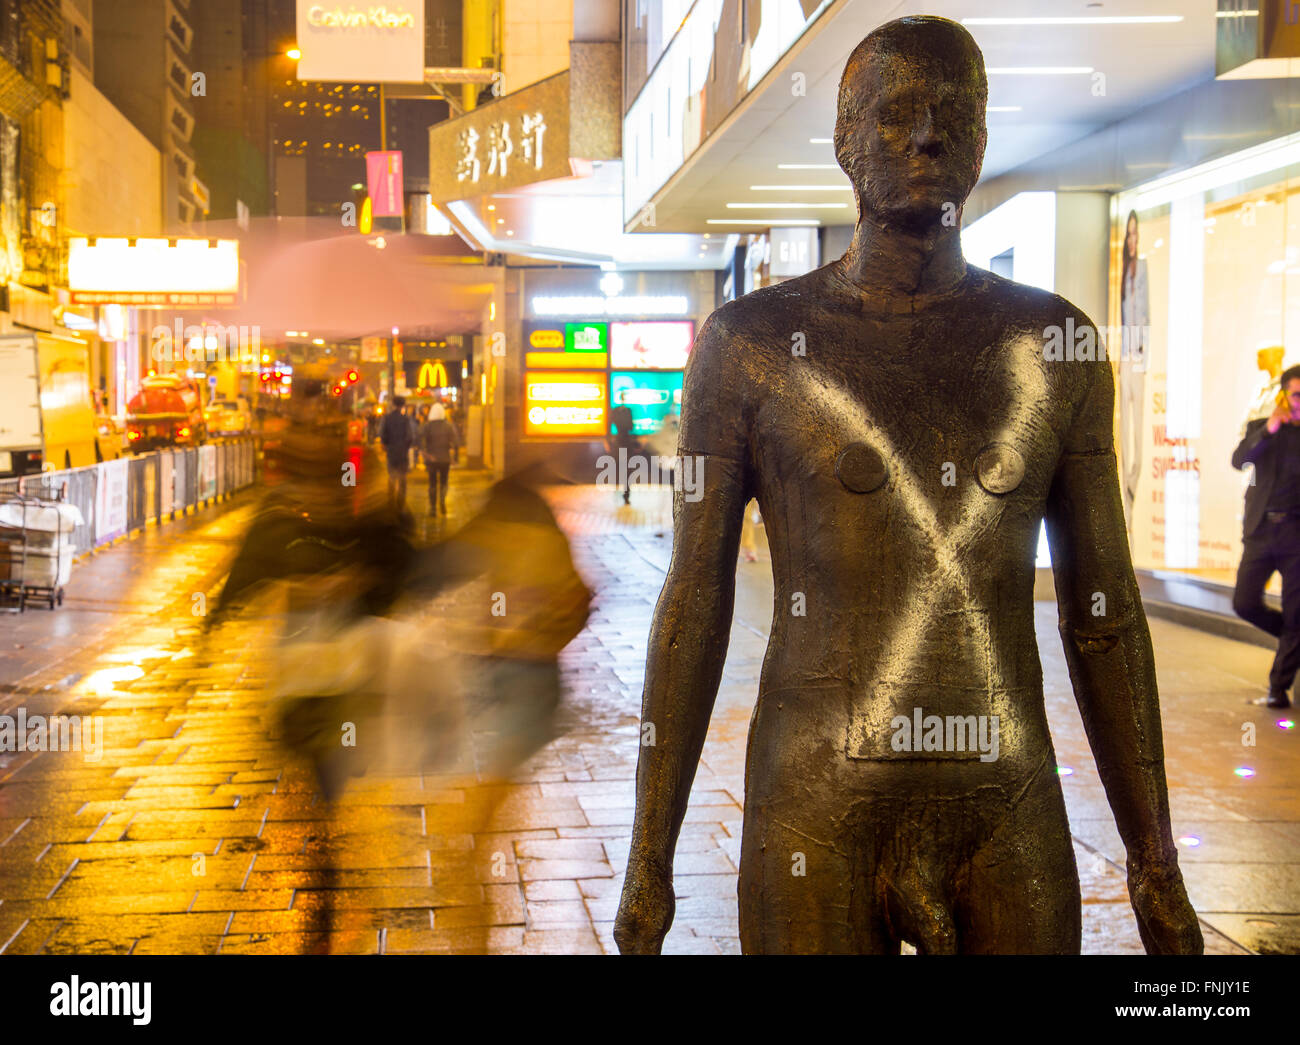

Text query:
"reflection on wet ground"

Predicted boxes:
[[0, 475, 1295, 953]]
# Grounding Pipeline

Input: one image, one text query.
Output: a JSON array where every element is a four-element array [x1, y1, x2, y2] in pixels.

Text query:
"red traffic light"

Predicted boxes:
[[346, 369, 359, 383], [332, 384, 344, 396]]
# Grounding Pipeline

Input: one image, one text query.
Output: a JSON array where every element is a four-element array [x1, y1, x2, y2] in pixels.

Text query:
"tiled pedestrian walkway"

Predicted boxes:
[[0, 468, 1294, 954]]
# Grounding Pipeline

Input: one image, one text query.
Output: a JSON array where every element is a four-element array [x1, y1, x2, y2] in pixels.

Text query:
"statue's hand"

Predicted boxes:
[[613, 854, 675, 955], [1127, 855, 1203, 955]]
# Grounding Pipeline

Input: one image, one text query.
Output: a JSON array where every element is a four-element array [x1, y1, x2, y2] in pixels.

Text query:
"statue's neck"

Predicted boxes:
[[839, 215, 968, 301]]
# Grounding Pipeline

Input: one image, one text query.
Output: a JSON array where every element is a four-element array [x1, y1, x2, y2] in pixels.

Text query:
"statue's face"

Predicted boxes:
[[836, 25, 987, 231]]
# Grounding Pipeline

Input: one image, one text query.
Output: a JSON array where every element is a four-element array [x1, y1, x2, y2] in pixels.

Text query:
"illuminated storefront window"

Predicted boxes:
[[1114, 133, 1300, 582]]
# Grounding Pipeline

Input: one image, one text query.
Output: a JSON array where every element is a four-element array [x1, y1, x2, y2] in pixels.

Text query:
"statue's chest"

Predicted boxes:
[[752, 328, 1062, 507]]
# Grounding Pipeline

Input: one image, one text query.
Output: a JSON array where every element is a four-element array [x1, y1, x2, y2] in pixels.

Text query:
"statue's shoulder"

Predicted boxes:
[[964, 265, 1096, 330], [696, 266, 842, 344]]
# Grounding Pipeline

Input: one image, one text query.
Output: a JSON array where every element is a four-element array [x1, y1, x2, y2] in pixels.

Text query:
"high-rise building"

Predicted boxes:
[[93, 0, 206, 232], [61, 0, 91, 79], [0, 0, 69, 308], [186, 0, 277, 222], [189, 0, 448, 222]]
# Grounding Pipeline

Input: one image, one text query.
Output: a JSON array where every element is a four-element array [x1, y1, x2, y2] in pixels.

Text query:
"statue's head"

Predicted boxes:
[[835, 16, 988, 231]]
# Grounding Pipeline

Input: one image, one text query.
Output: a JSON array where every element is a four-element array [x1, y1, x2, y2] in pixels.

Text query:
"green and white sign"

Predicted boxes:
[[565, 322, 608, 353]]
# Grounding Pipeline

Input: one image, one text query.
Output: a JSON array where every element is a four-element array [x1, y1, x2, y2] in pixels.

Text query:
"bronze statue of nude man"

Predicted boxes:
[[614, 15, 1202, 955]]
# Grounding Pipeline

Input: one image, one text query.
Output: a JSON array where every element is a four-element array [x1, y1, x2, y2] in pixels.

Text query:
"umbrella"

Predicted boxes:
[[235, 231, 492, 339]]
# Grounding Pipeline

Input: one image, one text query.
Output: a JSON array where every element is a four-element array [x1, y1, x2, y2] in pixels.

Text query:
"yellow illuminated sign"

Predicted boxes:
[[523, 370, 607, 437], [529, 329, 563, 349], [418, 360, 449, 389], [525, 350, 606, 369]]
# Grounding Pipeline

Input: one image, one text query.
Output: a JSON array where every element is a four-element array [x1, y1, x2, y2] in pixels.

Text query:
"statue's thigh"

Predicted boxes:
[[957, 771, 1081, 954], [737, 803, 896, 955]]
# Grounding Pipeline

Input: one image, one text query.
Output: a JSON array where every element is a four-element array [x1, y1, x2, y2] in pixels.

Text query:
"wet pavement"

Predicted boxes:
[[0, 465, 1295, 954]]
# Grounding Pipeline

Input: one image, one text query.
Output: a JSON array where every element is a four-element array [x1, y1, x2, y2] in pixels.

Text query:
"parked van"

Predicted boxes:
[[0, 332, 102, 477]]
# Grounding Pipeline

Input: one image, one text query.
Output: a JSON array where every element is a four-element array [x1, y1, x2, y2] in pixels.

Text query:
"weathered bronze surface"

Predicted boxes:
[[614, 15, 1203, 954]]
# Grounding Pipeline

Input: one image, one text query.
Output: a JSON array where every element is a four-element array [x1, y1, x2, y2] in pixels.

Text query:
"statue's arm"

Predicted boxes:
[[1044, 345, 1202, 954], [614, 314, 751, 954]]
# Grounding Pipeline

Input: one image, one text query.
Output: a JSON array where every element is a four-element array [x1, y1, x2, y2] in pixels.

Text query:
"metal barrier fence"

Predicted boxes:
[[0, 439, 256, 557]]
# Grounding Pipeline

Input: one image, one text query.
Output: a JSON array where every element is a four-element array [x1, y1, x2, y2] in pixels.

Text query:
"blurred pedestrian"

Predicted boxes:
[[606, 404, 641, 506], [1232, 363, 1300, 707], [739, 501, 762, 563], [410, 460, 590, 773], [406, 403, 421, 470], [380, 394, 415, 509], [419, 402, 460, 517]]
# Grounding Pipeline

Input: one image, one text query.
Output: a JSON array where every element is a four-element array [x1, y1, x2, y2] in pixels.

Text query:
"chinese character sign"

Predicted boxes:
[[521, 112, 546, 170], [456, 127, 481, 183], [453, 112, 548, 185], [487, 121, 513, 177]]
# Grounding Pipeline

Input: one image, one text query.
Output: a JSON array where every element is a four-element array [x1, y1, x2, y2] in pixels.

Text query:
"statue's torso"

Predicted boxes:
[[692, 265, 1098, 786]]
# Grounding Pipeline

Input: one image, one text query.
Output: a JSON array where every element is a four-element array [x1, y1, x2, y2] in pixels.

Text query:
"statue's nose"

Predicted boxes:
[[911, 108, 943, 155]]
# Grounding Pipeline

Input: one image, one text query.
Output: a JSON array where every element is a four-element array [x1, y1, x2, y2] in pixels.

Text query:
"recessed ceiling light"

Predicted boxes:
[[808, 137, 832, 144], [726, 202, 847, 209], [749, 185, 851, 191], [505, 230, 514, 236], [703, 233, 711, 239], [964, 16, 1183, 25], [778, 163, 838, 170], [707, 219, 820, 225], [986, 66, 1094, 75], [487, 204, 496, 211]]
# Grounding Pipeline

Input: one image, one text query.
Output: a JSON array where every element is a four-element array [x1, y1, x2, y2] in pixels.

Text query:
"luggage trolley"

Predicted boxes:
[[0, 491, 82, 611]]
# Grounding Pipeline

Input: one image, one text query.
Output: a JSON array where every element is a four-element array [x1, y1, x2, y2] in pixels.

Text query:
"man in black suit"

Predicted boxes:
[[1232, 363, 1300, 707]]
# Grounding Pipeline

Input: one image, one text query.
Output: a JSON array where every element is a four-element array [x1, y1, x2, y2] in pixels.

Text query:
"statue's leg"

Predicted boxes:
[[956, 759, 1081, 954], [738, 800, 897, 953]]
